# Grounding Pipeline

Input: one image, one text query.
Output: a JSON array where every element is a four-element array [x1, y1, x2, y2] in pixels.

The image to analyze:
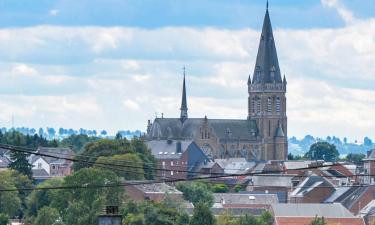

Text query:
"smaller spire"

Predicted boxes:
[[180, 66, 188, 122], [283, 74, 287, 84], [247, 75, 252, 85]]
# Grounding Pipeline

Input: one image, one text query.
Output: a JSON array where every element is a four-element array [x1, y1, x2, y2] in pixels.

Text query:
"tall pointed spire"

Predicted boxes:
[[252, 2, 282, 84], [180, 66, 188, 122]]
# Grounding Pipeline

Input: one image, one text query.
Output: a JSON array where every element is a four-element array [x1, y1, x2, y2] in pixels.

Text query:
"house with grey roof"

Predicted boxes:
[[213, 193, 278, 209], [271, 203, 365, 225], [31, 147, 74, 181], [146, 140, 210, 179], [146, 3, 288, 162], [0, 155, 10, 171], [289, 173, 336, 203]]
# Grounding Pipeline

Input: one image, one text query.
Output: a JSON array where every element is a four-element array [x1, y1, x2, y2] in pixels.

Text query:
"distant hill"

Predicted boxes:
[[289, 135, 374, 156]]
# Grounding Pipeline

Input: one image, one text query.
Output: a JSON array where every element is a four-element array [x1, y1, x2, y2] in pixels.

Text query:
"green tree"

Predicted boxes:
[[176, 182, 214, 207], [212, 184, 229, 193], [8, 151, 33, 179], [346, 153, 366, 165], [308, 216, 326, 225], [59, 134, 98, 153], [305, 142, 339, 162], [50, 168, 124, 224], [26, 178, 63, 217], [217, 211, 237, 225], [33, 207, 64, 225], [0, 172, 21, 218], [0, 214, 9, 225], [95, 154, 145, 180], [189, 203, 215, 225]]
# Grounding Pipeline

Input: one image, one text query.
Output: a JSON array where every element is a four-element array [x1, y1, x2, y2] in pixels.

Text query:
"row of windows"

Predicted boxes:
[[251, 97, 281, 114], [161, 161, 187, 167]]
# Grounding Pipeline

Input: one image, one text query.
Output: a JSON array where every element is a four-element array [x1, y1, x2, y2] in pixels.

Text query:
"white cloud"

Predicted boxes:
[[11, 64, 38, 76], [321, 0, 356, 24], [123, 99, 140, 111]]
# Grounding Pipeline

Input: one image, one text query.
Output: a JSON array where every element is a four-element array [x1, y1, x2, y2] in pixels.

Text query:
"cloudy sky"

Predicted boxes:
[[0, 0, 374, 141]]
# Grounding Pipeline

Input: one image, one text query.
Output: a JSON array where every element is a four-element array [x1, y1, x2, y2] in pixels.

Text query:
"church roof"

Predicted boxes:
[[252, 7, 282, 84], [148, 118, 258, 140]]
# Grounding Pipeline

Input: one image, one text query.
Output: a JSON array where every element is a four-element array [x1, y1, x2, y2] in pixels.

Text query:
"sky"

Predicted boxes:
[[0, 0, 374, 141]]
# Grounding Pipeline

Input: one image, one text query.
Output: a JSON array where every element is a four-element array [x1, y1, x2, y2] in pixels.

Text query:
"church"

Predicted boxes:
[[146, 5, 288, 161]]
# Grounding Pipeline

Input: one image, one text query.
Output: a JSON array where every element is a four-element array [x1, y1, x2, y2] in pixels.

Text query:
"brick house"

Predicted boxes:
[[289, 173, 335, 203], [147, 140, 210, 179], [271, 203, 365, 225], [30, 147, 74, 180]]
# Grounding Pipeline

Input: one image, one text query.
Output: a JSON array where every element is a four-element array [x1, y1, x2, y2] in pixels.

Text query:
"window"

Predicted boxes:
[[171, 171, 174, 176], [251, 98, 256, 113], [38, 163, 42, 169], [171, 161, 174, 166], [267, 97, 272, 113], [268, 120, 271, 137], [256, 98, 261, 114], [52, 165, 56, 170], [276, 97, 281, 113], [162, 161, 165, 167]]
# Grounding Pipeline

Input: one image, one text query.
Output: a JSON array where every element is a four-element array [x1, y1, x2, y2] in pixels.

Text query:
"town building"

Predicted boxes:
[[147, 140, 211, 179], [271, 203, 365, 225], [363, 149, 375, 184], [30, 147, 74, 182], [146, 5, 287, 161]]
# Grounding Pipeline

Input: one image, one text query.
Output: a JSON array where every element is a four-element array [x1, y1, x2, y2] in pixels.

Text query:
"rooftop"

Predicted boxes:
[[271, 203, 357, 218]]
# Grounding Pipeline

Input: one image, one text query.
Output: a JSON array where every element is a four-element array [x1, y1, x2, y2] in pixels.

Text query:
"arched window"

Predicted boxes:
[[267, 97, 272, 113], [276, 97, 281, 113]]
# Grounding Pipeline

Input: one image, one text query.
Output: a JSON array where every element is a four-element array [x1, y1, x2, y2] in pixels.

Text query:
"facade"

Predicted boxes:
[[124, 182, 183, 203], [146, 140, 210, 179], [146, 6, 287, 161], [363, 149, 375, 184]]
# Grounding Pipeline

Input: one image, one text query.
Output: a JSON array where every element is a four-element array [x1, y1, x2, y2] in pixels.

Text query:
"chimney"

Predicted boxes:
[[176, 141, 182, 153]]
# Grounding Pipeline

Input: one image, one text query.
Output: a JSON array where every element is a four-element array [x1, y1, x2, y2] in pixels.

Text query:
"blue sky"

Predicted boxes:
[[0, 0, 374, 141]]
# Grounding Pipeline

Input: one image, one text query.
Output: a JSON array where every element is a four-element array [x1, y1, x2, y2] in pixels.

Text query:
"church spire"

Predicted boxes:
[[252, 2, 282, 84], [180, 66, 188, 122]]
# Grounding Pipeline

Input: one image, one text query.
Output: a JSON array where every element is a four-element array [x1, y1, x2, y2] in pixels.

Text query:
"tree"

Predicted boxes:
[[100, 130, 108, 136], [305, 142, 339, 162], [212, 184, 229, 193], [0, 214, 9, 225], [59, 134, 98, 153], [176, 182, 214, 207], [95, 154, 145, 180], [287, 153, 294, 160], [26, 178, 64, 217], [0, 172, 22, 218], [8, 150, 33, 179], [33, 207, 64, 225], [189, 203, 215, 225], [308, 216, 326, 225], [346, 153, 366, 165], [364, 137, 373, 146], [217, 211, 237, 225]]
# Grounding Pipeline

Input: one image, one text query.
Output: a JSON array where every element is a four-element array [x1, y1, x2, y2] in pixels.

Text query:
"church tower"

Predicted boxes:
[[248, 3, 288, 160]]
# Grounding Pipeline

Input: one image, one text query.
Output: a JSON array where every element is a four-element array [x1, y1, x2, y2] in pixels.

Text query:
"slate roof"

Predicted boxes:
[[331, 186, 374, 209], [365, 149, 375, 160], [0, 155, 10, 168], [32, 168, 50, 177], [148, 118, 258, 140], [248, 174, 293, 187], [31, 147, 74, 165], [251, 8, 282, 84], [271, 203, 356, 218], [239, 191, 288, 203], [215, 158, 256, 174], [126, 181, 182, 194], [214, 193, 278, 205], [290, 174, 335, 197], [146, 140, 193, 159]]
